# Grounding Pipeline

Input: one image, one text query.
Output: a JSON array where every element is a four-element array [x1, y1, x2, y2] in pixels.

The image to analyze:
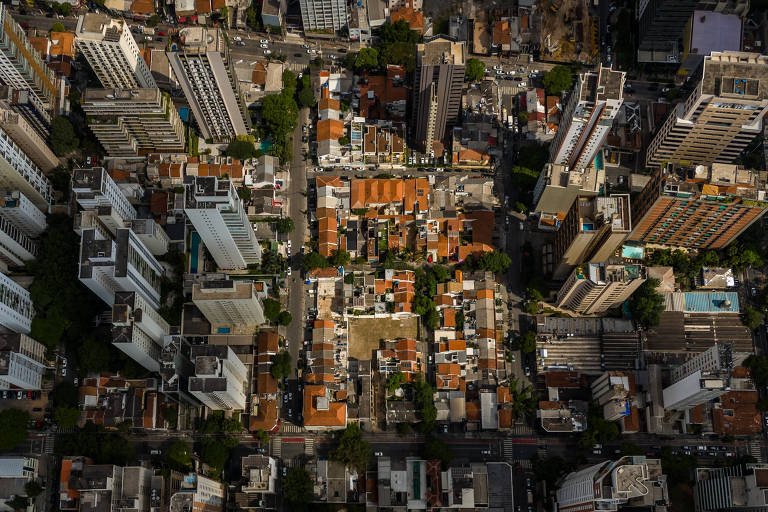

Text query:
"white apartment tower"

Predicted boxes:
[[184, 176, 261, 270], [72, 167, 137, 223], [78, 465, 153, 512], [0, 213, 38, 267], [662, 343, 733, 410], [0, 272, 33, 334], [0, 125, 53, 210], [166, 27, 249, 141], [556, 263, 647, 314], [299, 0, 348, 31], [75, 14, 157, 89], [0, 333, 46, 389], [0, 109, 58, 172], [128, 218, 169, 256], [188, 345, 247, 410], [550, 65, 625, 173], [170, 474, 224, 512], [78, 228, 164, 309], [192, 279, 266, 331], [112, 291, 170, 372], [0, 192, 47, 237]]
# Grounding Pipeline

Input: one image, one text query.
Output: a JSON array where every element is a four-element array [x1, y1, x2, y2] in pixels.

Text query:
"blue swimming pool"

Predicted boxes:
[[582, 223, 595, 231], [190, 232, 201, 273], [594, 150, 604, 170], [622, 245, 645, 259], [259, 139, 273, 153]]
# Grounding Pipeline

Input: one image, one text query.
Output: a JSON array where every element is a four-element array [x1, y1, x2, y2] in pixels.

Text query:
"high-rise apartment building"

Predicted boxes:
[[166, 27, 249, 142], [170, 473, 224, 512], [75, 14, 157, 89], [556, 263, 647, 314], [78, 228, 164, 309], [636, 0, 748, 63], [550, 65, 625, 173], [553, 194, 632, 279], [188, 345, 247, 410], [0, 86, 51, 139], [192, 279, 266, 331], [184, 176, 261, 270], [112, 291, 170, 372], [0, 125, 53, 210], [556, 456, 667, 512], [0, 191, 45, 237], [72, 167, 137, 223], [0, 272, 33, 334], [299, 0, 348, 31], [81, 88, 185, 157], [159, 335, 199, 406], [0, 333, 46, 389], [630, 163, 767, 250], [77, 465, 153, 512], [532, 162, 602, 217], [662, 343, 732, 410], [0, 213, 38, 266], [411, 37, 466, 155], [0, 5, 58, 120], [0, 109, 58, 171], [128, 218, 169, 256], [647, 52, 768, 167]]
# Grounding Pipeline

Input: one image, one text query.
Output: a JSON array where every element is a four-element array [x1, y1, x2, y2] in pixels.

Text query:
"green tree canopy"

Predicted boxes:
[[744, 306, 764, 330], [302, 251, 329, 272], [386, 371, 406, 393], [328, 249, 350, 267], [282, 70, 297, 96], [200, 436, 237, 477], [465, 58, 486, 82], [462, 251, 512, 274], [51, 21, 65, 32], [354, 48, 379, 71], [542, 65, 573, 95], [413, 374, 437, 432], [262, 92, 298, 141], [276, 217, 295, 233], [50, 116, 79, 156], [255, 429, 269, 444], [338, 136, 350, 146], [629, 278, 665, 327], [162, 406, 178, 429], [0, 409, 28, 451], [270, 350, 291, 380], [518, 111, 530, 124], [421, 437, 453, 469], [378, 20, 419, 43], [331, 423, 371, 473], [54, 406, 80, 429], [283, 467, 313, 508], [276, 311, 292, 326], [298, 88, 316, 108], [24, 481, 42, 499], [518, 331, 537, 354], [166, 440, 192, 471], [56, 422, 135, 464], [226, 139, 258, 160], [238, 186, 252, 201], [146, 14, 161, 26], [397, 422, 411, 436], [263, 298, 281, 320], [745, 355, 768, 388]]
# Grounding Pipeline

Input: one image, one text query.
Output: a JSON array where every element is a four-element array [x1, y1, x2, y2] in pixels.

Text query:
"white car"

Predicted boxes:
[[306, 49, 312, 54], [287, 267, 292, 276], [507, 70, 515, 75], [519, 82, 527, 87], [260, 43, 268, 49], [309, 49, 317, 54], [374, 451, 383, 456], [493, 65, 503, 71], [233, 36, 242, 42], [301, 44, 309, 49], [260, 39, 268, 44], [287, 240, 292, 248], [264, 50, 272, 55]]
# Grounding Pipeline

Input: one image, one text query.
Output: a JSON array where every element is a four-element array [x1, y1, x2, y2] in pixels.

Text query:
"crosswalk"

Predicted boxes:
[[43, 434, 54, 455], [280, 423, 304, 434], [305, 438, 314, 456], [510, 423, 535, 436], [271, 437, 282, 458], [503, 439, 515, 460], [749, 441, 763, 462]]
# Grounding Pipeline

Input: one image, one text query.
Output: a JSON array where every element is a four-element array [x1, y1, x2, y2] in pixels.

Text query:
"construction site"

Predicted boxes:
[[539, 0, 600, 64]]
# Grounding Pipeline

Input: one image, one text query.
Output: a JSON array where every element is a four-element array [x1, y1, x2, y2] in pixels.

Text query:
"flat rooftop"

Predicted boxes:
[[703, 51, 768, 99], [177, 27, 222, 52], [193, 280, 256, 300], [418, 37, 466, 66], [83, 88, 162, 103]]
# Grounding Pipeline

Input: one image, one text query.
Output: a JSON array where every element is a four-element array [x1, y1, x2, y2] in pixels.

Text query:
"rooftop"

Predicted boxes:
[[417, 37, 466, 66], [702, 51, 768, 99]]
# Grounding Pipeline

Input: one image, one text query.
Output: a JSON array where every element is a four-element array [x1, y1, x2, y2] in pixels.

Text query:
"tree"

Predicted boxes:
[[200, 436, 236, 477], [226, 139, 257, 160], [262, 93, 298, 141], [50, 116, 79, 156], [421, 437, 453, 468], [518, 331, 537, 354], [51, 21, 65, 32], [397, 422, 411, 436], [378, 20, 419, 44], [55, 406, 80, 429], [331, 423, 371, 473], [431, 265, 449, 283], [24, 481, 42, 499], [542, 65, 573, 95], [162, 407, 178, 429], [302, 251, 329, 272], [745, 355, 768, 388], [579, 403, 620, 449], [338, 136, 350, 146], [255, 429, 269, 444], [55, 423, 134, 465], [51, 382, 78, 407], [238, 186, 252, 201], [282, 70, 297, 96], [219, 6, 229, 24], [455, 310, 465, 331], [413, 374, 437, 432], [328, 249, 351, 267], [298, 87, 316, 108], [465, 251, 512, 274], [166, 440, 192, 471], [518, 111, 530, 124], [465, 58, 485, 82], [270, 350, 291, 380], [0, 409, 28, 451], [5, 496, 27, 511], [276, 217, 295, 233], [526, 287, 544, 302], [283, 467, 313, 507], [744, 306, 764, 330], [147, 14, 162, 26], [354, 48, 379, 71], [263, 298, 281, 321], [629, 278, 665, 327], [276, 311, 292, 326], [386, 371, 406, 393]]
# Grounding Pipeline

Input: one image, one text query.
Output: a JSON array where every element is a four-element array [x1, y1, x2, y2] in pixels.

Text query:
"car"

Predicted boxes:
[[287, 240, 292, 248], [519, 82, 527, 87], [481, 450, 491, 455], [74, 377, 79, 386], [61, 368, 67, 377], [260, 43, 268, 48], [301, 246, 306, 255], [374, 451, 383, 456], [282, 467, 288, 476], [287, 267, 292, 276], [237, 41, 246, 46], [264, 50, 272, 55], [158, 31, 166, 36], [524, 366, 530, 376], [662, 87, 671, 93], [145, 36, 152, 41], [514, 77, 523, 82], [260, 39, 268, 44], [328, 54, 336, 59], [519, 222, 524, 231], [150, 449, 162, 455], [338, 48, 347, 53], [301, 44, 309, 49], [1, 391, 6, 399], [233, 36, 242, 42], [493, 65, 503, 70], [309, 49, 317, 54], [307, 49, 312, 54], [507, 70, 515, 75]]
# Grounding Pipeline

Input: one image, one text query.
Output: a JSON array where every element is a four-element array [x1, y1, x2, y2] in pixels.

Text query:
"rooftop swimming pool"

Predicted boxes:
[[190, 232, 201, 274], [622, 245, 645, 259]]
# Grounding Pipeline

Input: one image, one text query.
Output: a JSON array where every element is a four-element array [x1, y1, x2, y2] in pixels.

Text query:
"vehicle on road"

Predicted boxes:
[[260, 39, 268, 44], [264, 50, 271, 55]]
